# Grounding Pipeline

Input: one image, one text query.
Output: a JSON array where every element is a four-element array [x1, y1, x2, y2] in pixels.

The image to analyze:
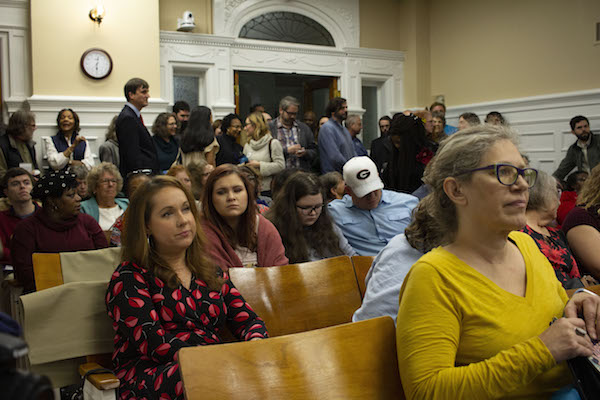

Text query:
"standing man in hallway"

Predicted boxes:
[[172, 100, 190, 140], [269, 96, 317, 171], [553, 115, 600, 181], [346, 114, 368, 157], [116, 78, 159, 178], [318, 97, 356, 173]]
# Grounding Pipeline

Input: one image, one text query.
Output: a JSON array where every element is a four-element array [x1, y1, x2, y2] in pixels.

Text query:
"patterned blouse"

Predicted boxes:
[[106, 261, 268, 399], [520, 225, 582, 289]]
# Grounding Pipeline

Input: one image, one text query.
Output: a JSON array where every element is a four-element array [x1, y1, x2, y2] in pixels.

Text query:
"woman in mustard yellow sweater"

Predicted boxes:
[[398, 125, 600, 399]]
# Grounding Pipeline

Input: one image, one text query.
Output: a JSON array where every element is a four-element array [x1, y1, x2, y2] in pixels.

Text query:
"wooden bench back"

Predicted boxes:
[[179, 316, 405, 400], [351, 255, 375, 298], [228, 255, 362, 337]]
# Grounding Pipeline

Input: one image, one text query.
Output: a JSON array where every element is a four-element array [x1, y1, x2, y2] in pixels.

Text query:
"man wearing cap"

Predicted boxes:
[[328, 156, 419, 256]]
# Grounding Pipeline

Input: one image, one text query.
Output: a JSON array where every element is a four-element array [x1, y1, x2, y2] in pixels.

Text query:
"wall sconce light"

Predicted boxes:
[[89, 3, 105, 25]]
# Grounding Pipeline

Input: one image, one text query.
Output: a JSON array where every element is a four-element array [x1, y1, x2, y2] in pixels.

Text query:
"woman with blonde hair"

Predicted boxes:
[[106, 176, 268, 399], [562, 164, 600, 279], [243, 111, 285, 196], [81, 162, 128, 230], [398, 125, 600, 399]]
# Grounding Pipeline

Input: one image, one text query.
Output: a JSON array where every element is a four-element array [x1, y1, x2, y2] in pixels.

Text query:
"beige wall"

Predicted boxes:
[[30, 0, 161, 98], [159, 0, 212, 33], [429, 0, 600, 106]]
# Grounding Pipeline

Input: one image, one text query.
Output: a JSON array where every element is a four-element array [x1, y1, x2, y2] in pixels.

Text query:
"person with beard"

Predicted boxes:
[[318, 97, 356, 173], [0, 110, 38, 182], [553, 115, 600, 180], [383, 113, 436, 194], [173, 100, 190, 141], [268, 96, 317, 171]]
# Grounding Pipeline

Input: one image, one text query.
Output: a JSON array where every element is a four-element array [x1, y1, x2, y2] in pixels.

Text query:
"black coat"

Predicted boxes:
[[115, 105, 159, 177]]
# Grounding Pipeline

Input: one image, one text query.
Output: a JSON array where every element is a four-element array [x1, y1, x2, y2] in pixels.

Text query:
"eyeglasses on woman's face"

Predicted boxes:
[[456, 163, 538, 187], [296, 203, 324, 215]]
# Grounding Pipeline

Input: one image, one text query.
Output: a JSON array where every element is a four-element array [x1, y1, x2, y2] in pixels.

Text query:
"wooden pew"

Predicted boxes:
[[228, 255, 362, 337], [351, 255, 375, 298], [566, 284, 600, 297], [179, 316, 405, 400]]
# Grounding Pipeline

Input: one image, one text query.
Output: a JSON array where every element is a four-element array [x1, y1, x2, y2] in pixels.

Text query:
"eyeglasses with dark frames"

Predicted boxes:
[[296, 203, 324, 215], [456, 163, 538, 187]]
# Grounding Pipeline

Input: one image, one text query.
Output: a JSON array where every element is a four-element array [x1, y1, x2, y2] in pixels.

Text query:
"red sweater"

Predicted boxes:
[[201, 214, 288, 271], [0, 204, 39, 265], [11, 209, 108, 292], [557, 191, 578, 227]]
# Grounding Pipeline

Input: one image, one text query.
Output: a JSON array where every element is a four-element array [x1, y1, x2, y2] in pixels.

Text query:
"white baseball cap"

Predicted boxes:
[[342, 156, 384, 198]]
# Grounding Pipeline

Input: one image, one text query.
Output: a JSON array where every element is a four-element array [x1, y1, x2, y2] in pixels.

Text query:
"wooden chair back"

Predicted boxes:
[[228, 255, 362, 337], [179, 316, 404, 400], [31, 251, 116, 371], [567, 284, 600, 297], [351, 255, 375, 298]]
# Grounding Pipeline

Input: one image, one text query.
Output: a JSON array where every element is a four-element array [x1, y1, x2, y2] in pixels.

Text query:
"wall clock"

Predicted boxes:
[[80, 48, 113, 80]]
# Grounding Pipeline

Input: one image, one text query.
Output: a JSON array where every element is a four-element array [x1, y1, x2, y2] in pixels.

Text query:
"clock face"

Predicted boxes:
[[81, 48, 113, 79]]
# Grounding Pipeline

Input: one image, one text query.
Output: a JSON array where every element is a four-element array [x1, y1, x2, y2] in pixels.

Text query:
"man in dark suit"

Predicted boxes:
[[268, 96, 317, 171], [116, 78, 159, 178]]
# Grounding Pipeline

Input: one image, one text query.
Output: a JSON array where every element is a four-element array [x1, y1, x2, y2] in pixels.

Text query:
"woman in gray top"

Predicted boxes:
[[266, 171, 356, 263]]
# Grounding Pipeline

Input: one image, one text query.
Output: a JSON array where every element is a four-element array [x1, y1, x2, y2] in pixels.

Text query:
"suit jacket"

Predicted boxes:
[[115, 105, 159, 178], [268, 118, 317, 171], [370, 135, 393, 174]]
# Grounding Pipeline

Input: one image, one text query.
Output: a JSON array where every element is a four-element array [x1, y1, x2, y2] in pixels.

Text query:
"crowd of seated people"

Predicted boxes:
[[5, 76, 600, 400]]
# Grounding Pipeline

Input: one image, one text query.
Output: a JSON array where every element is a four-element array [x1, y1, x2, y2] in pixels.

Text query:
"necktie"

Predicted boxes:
[[140, 114, 144, 125]]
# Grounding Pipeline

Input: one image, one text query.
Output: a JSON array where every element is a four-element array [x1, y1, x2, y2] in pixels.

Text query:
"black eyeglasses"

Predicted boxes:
[[296, 203, 324, 215], [456, 163, 538, 187]]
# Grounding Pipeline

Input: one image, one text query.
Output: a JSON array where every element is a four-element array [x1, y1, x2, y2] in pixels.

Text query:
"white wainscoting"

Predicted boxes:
[[14, 95, 169, 172], [445, 89, 600, 175]]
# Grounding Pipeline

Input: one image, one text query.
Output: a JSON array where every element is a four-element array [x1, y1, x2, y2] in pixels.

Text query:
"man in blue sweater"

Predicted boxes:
[[318, 97, 356, 173]]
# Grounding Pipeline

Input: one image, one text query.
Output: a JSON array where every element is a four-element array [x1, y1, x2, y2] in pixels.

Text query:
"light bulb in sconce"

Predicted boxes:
[[89, 3, 106, 25]]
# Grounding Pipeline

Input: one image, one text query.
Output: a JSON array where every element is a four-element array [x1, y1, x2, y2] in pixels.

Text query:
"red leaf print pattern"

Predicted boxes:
[[140, 340, 148, 354], [192, 289, 202, 299], [154, 373, 163, 391], [200, 314, 209, 326], [175, 381, 183, 396], [164, 322, 177, 330], [113, 306, 120, 321], [156, 328, 165, 336], [167, 363, 179, 378], [195, 279, 207, 287], [125, 367, 136, 381], [230, 299, 244, 308], [124, 316, 138, 327], [176, 302, 186, 317], [172, 289, 182, 301], [230, 288, 240, 296], [134, 272, 145, 284], [134, 326, 143, 341], [149, 309, 159, 321], [208, 291, 220, 299], [159, 394, 171, 400], [186, 320, 194, 329], [137, 288, 151, 298], [155, 277, 165, 288], [113, 281, 123, 296], [186, 297, 196, 310], [234, 312, 249, 322], [160, 306, 173, 321], [222, 283, 230, 295], [152, 293, 165, 303], [155, 343, 171, 356], [176, 332, 191, 341], [208, 304, 219, 318], [128, 298, 145, 308], [116, 369, 127, 379]]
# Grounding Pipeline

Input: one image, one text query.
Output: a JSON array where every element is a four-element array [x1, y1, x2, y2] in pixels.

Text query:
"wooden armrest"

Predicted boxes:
[[78, 362, 120, 391]]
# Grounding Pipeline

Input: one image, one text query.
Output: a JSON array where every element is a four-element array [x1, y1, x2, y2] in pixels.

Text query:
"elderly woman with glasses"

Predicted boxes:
[[81, 162, 128, 231], [267, 171, 356, 263], [397, 125, 600, 399]]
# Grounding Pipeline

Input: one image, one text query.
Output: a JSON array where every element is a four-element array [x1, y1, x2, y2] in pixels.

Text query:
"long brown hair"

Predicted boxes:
[[267, 172, 343, 263], [121, 176, 221, 290], [202, 164, 258, 250]]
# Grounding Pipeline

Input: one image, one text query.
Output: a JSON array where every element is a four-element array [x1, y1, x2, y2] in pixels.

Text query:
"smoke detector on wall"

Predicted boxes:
[[177, 11, 196, 32]]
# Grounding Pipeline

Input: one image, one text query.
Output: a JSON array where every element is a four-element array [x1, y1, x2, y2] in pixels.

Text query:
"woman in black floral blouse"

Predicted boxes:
[[520, 170, 597, 289], [105, 176, 268, 399]]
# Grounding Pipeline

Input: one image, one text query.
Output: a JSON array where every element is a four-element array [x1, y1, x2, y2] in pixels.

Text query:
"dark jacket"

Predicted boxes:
[[216, 134, 243, 166], [370, 135, 392, 174], [0, 134, 38, 171], [553, 134, 600, 180], [115, 105, 159, 177], [269, 118, 317, 171]]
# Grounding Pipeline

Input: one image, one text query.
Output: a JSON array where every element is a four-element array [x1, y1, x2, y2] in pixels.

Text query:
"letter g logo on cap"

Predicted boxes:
[[356, 169, 370, 180]]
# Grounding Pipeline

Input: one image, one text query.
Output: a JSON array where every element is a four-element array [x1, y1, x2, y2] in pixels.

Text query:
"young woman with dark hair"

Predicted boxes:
[[180, 106, 219, 167], [267, 172, 356, 263], [201, 164, 288, 269], [106, 175, 267, 399], [151, 112, 179, 172]]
